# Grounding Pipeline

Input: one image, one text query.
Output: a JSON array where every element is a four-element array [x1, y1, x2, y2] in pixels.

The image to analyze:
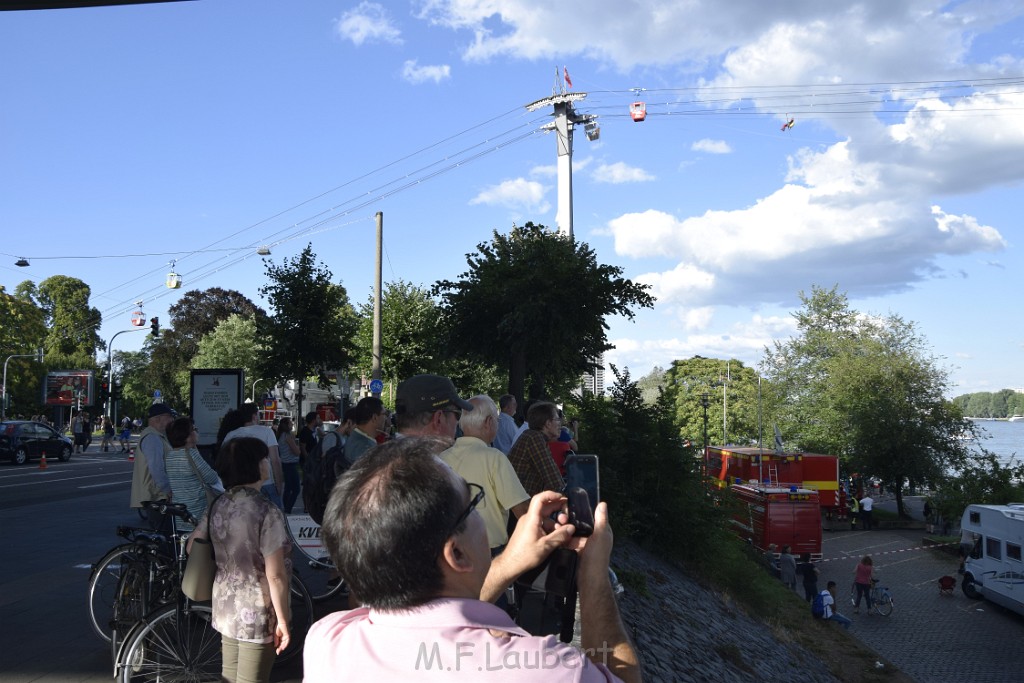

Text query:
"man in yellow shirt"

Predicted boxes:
[[440, 395, 530, 553]]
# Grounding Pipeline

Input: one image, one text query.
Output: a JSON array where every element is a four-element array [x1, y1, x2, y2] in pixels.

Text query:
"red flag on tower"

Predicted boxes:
[[564, 66, 573, 90]]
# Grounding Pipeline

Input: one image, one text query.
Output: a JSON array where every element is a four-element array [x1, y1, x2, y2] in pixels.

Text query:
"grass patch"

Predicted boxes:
[[613, 567, 649, 597]]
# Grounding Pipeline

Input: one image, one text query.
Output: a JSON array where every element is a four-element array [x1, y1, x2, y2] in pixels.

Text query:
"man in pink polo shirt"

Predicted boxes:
[[304, 437, 639, 682]]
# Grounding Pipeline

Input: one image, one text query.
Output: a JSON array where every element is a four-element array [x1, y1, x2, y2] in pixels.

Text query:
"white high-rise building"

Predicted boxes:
[[579, 356, 605, 395]]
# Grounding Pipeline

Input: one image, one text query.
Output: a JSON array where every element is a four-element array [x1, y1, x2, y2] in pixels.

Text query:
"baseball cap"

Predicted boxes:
[[395, 374, 474, 415], [148, 403, 175, 419]]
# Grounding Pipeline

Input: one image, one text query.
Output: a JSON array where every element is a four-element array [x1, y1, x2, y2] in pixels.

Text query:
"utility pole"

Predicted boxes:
[[525, 68, 599, 240], [371, 211, 383, 397]]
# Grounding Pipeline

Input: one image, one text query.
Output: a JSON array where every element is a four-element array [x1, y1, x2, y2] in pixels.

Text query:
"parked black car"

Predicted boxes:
[[0, 420, 73, 465]]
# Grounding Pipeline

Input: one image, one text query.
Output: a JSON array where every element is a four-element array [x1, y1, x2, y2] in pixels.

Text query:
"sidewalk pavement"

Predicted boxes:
[[803, 520, 1023, 683]]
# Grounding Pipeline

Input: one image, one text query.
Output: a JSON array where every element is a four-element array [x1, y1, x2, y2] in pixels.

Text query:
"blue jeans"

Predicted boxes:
[[829, 612, 853, 629], [281, 462, 300, 513]]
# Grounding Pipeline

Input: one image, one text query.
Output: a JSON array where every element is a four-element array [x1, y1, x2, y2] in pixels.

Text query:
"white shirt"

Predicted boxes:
[[860, 496, 874, 511]]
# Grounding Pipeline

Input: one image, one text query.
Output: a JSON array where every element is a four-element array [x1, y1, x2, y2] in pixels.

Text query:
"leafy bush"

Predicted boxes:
[[567, 366, 725, 565]]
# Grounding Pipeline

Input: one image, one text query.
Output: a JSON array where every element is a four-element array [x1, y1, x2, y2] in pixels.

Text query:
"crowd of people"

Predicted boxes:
[[126, 373, 637, 683]]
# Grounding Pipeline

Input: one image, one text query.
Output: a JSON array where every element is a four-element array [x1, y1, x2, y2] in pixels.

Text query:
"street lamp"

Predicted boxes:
[[106, 328, 147, 420], [251, 379, 265, 403], [2, 348, 44, 420], [700, 392, 711, 479]]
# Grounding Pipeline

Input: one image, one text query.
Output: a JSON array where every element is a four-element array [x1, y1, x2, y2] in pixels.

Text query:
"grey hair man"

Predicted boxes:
[[440, 395, 530, 551]]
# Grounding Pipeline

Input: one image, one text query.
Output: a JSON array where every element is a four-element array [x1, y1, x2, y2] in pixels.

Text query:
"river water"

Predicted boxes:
[[969, 418, 1024, 465]]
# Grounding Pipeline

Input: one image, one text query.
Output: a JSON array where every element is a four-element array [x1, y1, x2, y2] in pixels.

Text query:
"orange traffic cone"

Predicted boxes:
[[39, 451, 48, 470], [128, 448, 134, 462]]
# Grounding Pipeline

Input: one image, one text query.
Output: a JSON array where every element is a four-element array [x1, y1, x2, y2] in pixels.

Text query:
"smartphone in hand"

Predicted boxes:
[[564, 454, 599, 537]]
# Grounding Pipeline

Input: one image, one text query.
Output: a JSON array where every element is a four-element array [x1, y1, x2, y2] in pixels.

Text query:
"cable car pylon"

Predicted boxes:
[[524, 67, 598, 240]]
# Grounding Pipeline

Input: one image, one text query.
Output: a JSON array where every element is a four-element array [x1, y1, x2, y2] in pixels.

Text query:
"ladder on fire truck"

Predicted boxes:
[[766, 463, 779, 486]]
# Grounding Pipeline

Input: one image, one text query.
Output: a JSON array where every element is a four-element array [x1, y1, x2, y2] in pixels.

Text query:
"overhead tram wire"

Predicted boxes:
[[95, 75, 1024, 316], [95, 104, 535, 312], [100, 125, 546, 317]]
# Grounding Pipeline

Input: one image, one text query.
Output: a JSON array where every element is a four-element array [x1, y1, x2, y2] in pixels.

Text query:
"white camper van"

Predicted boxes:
[[960, 503, 1024, 616]]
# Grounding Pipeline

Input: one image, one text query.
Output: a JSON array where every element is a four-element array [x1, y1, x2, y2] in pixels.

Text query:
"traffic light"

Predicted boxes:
[[150, 317, 160, 337], [111, 383, 122, 400], [98, 381, 109, 403]]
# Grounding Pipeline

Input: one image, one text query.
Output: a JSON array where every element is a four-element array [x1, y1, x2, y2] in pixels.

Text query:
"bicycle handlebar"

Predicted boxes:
[[142, 500, 199, 526]]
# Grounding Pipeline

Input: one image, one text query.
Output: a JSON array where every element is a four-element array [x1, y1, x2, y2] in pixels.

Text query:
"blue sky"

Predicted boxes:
[[2, 0, 1023, 396]]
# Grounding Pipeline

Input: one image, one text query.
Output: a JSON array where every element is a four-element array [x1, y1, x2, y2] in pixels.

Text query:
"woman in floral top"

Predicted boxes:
[[190, 436, 292, 682]]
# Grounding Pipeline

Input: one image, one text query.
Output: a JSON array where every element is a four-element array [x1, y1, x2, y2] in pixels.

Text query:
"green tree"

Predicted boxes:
[[636, 365, 666, 405], [566, 365, 723, 561], [664, 356, 765, 448], [933, 453, 1024, 527], [258, 245, 357, 410], [0, 285, 47, 416], [433, 223, 654, 404], [146, 288, 266, 408], [112, 349, 153, 421], [183, 315, 266, 398], [26, 276, 103, 368], [762, 285, 974, 516], [352, 280, 443, 382]]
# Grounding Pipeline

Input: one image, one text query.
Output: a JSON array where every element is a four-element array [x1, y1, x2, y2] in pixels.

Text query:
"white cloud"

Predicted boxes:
[[691, 139, 732, 154], [469, 178, 549, 212], [401, 59, 451, 84], [592, 161, 654, 184], [606, 126, 1008, 308], [335, 2, 402, 46], [416, 1, 1023, 74], [530, 164, 556, 177], [605, 316, 787, 378], [682, 306, 714, 331]]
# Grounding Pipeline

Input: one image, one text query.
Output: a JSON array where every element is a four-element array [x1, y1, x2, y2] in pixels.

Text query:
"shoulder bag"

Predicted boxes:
[[185, 449, 218, 507], [181, 496, 221, 602]]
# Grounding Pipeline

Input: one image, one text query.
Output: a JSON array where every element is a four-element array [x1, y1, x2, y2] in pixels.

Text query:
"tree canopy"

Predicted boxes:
[[433, 222, 654, 403], [761, 285, 973, 516], [24, 276, 102, 368], [258, 244, 357, 389], [664, 356, 764, 448], [352, 280, 443, 382]]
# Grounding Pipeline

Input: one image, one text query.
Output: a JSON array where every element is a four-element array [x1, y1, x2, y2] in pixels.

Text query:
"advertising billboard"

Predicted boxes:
[[190, 369, 243, 446], [44, 371, 95, 406]]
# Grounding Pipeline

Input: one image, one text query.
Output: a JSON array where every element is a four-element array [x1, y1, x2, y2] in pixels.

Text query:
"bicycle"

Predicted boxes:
[[111, 501, 313, 681], [87, 525, 172, 644], [849, 579, 894, 616], [109, 501, 199, 665], [286, 512, 348, 602]]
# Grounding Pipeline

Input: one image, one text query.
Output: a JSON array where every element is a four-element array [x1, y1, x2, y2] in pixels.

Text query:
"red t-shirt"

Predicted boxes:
[[854, 562, 874, 585], [548, 441, 572, 476]]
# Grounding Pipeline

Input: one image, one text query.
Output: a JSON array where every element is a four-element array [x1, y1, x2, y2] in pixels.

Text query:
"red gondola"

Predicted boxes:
[[131, 311, 146, 326], [630, 101, 647, 122]]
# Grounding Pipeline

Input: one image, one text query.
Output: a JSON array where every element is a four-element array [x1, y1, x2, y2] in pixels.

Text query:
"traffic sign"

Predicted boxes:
[[369, 379, 384, 394]]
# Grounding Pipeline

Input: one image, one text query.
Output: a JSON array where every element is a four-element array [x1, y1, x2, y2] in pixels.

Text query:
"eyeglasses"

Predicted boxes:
[[450, 483, 484, 534], [441, 407, 463, 420]]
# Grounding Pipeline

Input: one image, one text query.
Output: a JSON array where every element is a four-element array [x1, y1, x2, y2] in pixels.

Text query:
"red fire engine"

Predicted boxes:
[[729, 483, 823, 558], [706, 446, 847, 515]]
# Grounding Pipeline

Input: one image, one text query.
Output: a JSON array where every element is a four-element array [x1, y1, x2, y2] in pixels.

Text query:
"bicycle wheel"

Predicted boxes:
[[875, 590, 894, 616], [117, 603, 220, 683], [110, 556, 150, 667], [295, 558, 347, 603], [88, 544, 135, 643], [276, 574, 314, 666]]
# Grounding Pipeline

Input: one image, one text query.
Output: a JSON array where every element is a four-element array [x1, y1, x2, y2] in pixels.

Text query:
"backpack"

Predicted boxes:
[[811, 591, 827, 619], [301, 432, 349, 525]]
